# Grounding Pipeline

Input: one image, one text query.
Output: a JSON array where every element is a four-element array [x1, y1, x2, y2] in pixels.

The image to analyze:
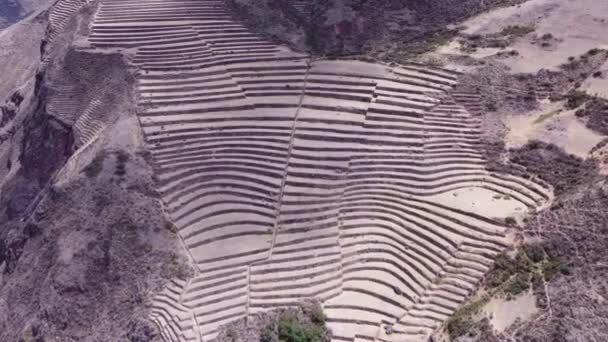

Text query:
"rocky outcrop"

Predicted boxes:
[[0, 0, 22, 29]]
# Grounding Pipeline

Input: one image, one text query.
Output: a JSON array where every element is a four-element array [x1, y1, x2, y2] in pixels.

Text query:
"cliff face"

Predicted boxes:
[[0, 0, 55, 29], [0, 0, 22, 29], [0, 2, 189, 341]]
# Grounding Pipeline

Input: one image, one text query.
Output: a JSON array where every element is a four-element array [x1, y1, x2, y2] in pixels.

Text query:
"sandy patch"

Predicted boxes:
[[582, 60, 608, 99], [436, 0, 608, 73], [492, 0, 608, 73], [505, 102, 604, 158], [459, 0, 555, 36], [429, 187, 526, 220], [482, 290, 539, 333], [104, 114, 142, 151], [436, 40, 503, 59]]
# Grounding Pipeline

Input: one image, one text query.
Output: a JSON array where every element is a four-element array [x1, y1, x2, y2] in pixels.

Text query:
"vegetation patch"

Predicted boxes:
[[485, 244, 571, 297], [489, 0, 529, 9], [533, 109, 562, 124], [504, 272, 530, 296], [389, 29, 460, 62], [446, 243, 572, 339], [460, 24, 534, 52], [261, 307, 328, 342], [82, 152, 107, 178], [216, 302, 330, 342], [500, 25, 535, 37], [114, 150, 129, 177], [565, 90, 590, 109], [574, 96, 608, 135], [509, 140, 598, 195], [447, 316, 476, 340], [445, 292, 492, 340]]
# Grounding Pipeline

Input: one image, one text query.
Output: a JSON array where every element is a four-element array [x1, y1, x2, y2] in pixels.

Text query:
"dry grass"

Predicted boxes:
[[533, 109, 562, 124]]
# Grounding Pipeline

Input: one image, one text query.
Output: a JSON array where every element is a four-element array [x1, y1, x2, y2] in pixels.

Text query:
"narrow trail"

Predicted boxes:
[[542, 278, 553, 318], [265, 57, 313, 260], [244, 57, 313, 318]]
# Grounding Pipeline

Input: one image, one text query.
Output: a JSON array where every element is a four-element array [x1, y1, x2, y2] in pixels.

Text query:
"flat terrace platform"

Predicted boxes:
[[75, 0, 555, 341]]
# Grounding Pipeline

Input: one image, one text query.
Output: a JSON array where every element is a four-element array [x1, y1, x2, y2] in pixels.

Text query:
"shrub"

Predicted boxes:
[[524, 244, 545, 263], [565, 91, 588, 109], [500, 25, 534, 37], [593, 71, 603, 78], [278, 314, 323, 342], [486, 254, 516, 288], [505, 273, 530, 296], [82, 153, 107, 178], [260, 325, 275, 342], [543, 258, 571, 280], [309, 306, 326, 324], [510, 140, 598, 195], [486, 100, 498, 112], [116, 150, 130, 163], [226, 328, 237, 342], [114, 164, 126, 176], [114, 150, 129, 176], [447, 317, 474, 339]]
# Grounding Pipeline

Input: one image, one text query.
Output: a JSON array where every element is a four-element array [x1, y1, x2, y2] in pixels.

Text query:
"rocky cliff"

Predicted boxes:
[[0, 2, 189, 341]]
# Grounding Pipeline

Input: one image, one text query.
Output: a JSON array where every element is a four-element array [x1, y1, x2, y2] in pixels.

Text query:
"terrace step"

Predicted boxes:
[[78, 0, 554, 341]]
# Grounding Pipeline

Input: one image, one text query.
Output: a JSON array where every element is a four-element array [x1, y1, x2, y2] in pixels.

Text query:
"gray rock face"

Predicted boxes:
[[0, 0, 23, 29]]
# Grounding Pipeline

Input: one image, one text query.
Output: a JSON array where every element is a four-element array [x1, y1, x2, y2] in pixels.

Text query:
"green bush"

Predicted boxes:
[[542, 258, 570, 280], [260, 324, 275, 342], [447, 317, 474, 340], [309, 306, 326, 324], [494, 253, 516, 273], [565, 91, 589, 109], [504, 273, 530, 296], [500, 25, 534, 37], [504, 216, 517, 226], [486, 251, 534, 290], [486, 254, 515, 288], [524, 244, 546, 263], [278, 315, 323, 342]]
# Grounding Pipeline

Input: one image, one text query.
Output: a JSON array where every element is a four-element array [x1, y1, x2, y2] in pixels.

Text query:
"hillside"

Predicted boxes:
[[0, 0, 55, 29], [0, 0, 606, 342], [225, 0, 528, 57]]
